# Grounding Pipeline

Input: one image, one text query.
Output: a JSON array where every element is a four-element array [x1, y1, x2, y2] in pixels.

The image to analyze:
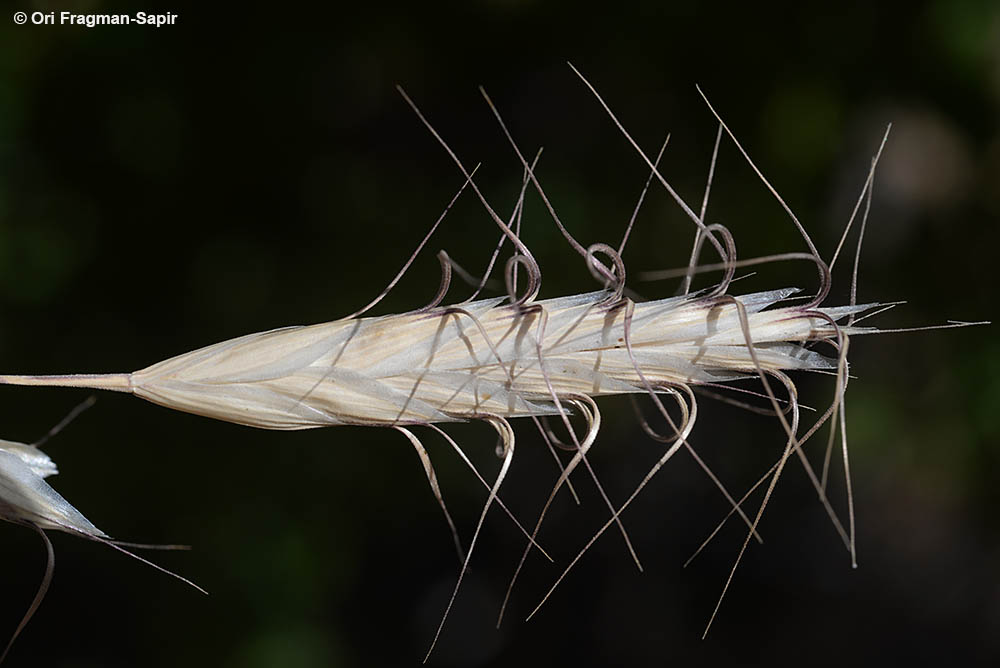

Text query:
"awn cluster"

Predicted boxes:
[[0, 67, 977, 662]]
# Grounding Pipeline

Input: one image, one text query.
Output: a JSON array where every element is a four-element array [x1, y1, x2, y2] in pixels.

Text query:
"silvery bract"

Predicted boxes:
[[0, 438, 103, 538]]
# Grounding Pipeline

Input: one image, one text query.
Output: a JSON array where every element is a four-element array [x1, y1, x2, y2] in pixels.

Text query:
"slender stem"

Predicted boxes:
[[0, 374, 133, 393]]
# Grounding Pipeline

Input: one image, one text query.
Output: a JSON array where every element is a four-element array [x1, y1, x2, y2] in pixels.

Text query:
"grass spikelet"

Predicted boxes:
[[0, 67, 988, 660], [0, 289, 880, 429]]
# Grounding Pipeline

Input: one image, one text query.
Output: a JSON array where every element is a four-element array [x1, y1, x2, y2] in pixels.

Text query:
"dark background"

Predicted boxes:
[[0, 1, 997, 666]]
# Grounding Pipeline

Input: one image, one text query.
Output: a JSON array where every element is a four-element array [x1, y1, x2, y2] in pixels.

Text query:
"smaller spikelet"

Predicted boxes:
[[0, 438, 104, 538], [0, 404, 208, 665]]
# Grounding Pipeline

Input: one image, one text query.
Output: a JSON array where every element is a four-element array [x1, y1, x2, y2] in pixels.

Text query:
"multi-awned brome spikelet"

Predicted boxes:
[[0, 288, 875, 429], [0, 68, 986, 660]]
